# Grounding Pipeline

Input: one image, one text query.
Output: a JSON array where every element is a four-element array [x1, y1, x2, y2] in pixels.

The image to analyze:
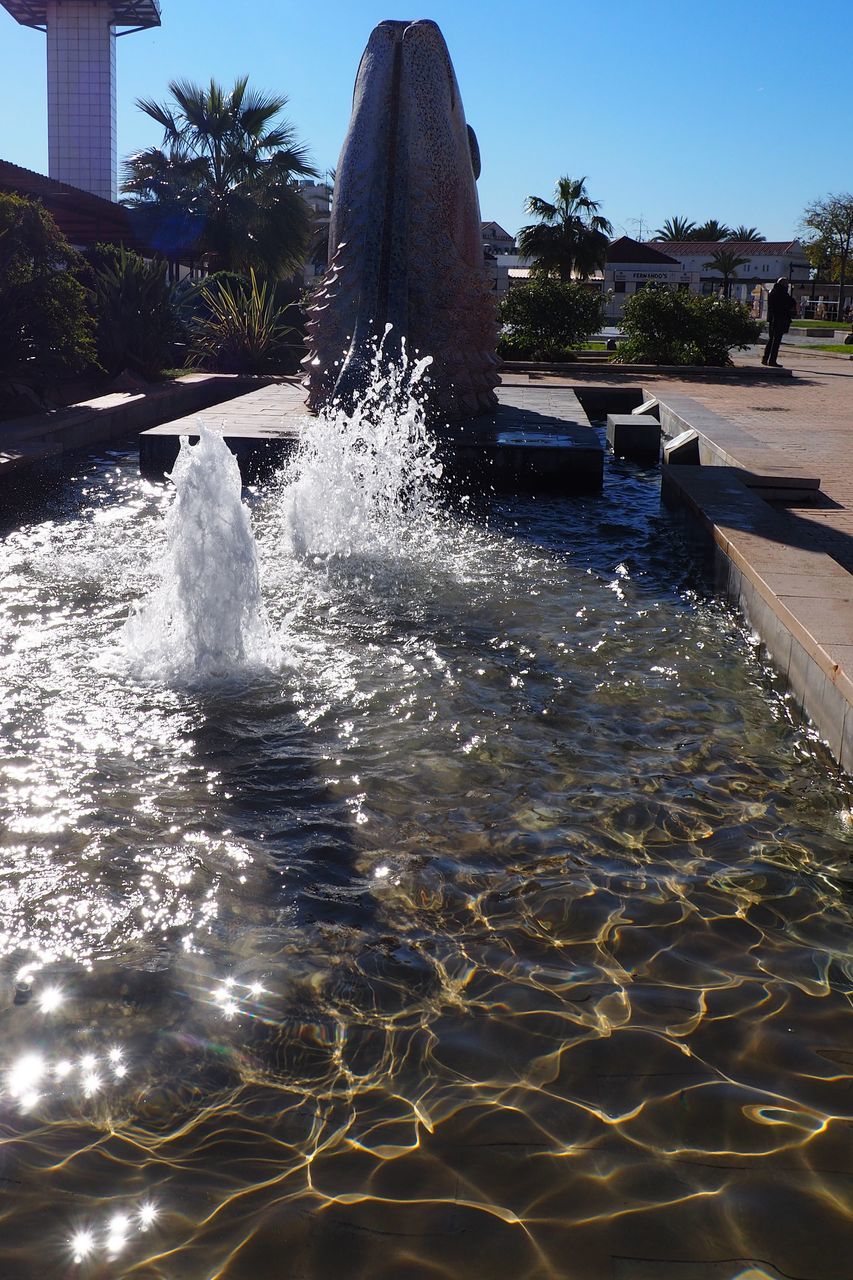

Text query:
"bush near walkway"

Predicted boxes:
[[616, 285, 760, 366], [498, 278, 604, 361], [83, 245, 182, 380], [0, 193, 95, 394], [188, 269, 299, 373]]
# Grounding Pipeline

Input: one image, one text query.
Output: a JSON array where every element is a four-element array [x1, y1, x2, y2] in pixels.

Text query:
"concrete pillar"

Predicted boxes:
[[46, 1, 117, 201]]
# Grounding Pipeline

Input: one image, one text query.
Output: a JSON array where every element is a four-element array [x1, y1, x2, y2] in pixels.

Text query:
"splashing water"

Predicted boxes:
[[123, 424, 277, 680], [282, 331, 443, 560]]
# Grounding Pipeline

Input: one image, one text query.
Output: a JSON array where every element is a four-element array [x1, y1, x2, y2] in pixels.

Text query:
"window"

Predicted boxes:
[[614, 280, 626, 293]]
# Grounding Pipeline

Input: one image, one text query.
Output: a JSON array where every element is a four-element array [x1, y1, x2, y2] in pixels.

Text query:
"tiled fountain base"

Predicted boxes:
[[139, 383, 604, 492]]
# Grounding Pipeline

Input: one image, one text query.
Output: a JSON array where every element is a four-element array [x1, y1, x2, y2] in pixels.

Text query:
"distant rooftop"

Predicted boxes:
[[0, 157, 145, 250], [648, 240, 805, 257], [0, 0, 161, 29], [607, 236, 680, 265]]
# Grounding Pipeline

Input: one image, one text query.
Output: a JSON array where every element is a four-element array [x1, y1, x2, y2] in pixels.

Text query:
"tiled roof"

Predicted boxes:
[[0, 159, 144, 251], [649, 240, 804, 256], [607, 236, 680, 265], [482, 220, 514, 239]]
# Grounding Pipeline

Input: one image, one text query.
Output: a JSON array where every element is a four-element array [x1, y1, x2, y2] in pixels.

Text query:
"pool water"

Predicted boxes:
[[0, 433, 851, 1280]]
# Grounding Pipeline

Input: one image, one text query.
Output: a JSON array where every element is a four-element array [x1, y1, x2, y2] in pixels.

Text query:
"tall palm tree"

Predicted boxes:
[[728, 226, 765, 242], [123, 76, 317, 277], [517, 176, 613, 280], [653, 215, 696, 241], [703, 248, 751, 297], [693, 219, 732, 241]]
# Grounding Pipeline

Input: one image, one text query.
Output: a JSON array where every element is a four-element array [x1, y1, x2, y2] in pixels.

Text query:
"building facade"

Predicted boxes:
[[648, 239, 811, 304], [600, 237, 812, 321], [602, 236, 687, 318]]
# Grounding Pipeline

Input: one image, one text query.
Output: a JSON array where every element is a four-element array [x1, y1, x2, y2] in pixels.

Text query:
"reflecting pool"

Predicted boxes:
[[0, 430, 851, 1279]]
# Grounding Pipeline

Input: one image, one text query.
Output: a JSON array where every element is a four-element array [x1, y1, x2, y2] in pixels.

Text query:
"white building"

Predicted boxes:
[[482, 220, 515, 256], [647, 239, 810, 304], [600, 236, 812, 320], [1, 0, 162, 203]]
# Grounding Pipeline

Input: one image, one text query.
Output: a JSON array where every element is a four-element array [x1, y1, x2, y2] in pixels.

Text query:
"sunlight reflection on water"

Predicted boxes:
[[0, 434, 851, 1279]]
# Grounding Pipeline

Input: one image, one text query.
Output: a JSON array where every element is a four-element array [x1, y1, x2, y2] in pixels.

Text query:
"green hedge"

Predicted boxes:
[[616, 286, 761, 366], [498, 278, 604, 361], [0, 193, 95, 391]]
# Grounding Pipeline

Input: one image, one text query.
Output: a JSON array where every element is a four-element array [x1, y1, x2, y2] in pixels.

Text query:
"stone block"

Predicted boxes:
[[606, 413, 660, 461], [631, 397, 659, 418], [663, 428, 701, 465]]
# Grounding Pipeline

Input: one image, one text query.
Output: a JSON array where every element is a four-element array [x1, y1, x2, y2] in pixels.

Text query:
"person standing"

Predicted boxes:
[[762, 278, 797, 367]]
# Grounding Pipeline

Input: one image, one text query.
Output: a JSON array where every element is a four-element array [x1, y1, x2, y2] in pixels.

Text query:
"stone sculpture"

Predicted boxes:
[[303, 19, 500, 422]]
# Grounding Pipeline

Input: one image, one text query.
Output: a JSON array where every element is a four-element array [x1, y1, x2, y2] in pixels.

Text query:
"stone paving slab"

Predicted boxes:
[[661, 464, 853, 770], [647, 393, 821, 496]]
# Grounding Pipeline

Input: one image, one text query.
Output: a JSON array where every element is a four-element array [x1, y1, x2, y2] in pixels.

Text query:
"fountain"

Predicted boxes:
[[124, 425, 278, 681], [1, 19, 852, 1280], [303, 18, 500, 421]]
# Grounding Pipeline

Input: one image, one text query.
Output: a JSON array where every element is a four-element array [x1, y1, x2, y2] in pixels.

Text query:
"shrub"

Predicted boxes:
[[616, 286, 761, 365], [85, 245, 181, 379], [176, 270, 248, 319], [0, 193, 95, 391], [498, 278, 604, 360], [188, 269, 299, 373]]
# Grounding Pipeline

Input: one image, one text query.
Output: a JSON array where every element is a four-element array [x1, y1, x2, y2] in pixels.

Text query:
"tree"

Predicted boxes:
[[123, 76, 316, 278], [702, 248, 751, 298], [517, 176, 613, 281], [728, 226, 765, 242], [654, 216, 697, 241], [801, 193, 853, 319], [498, 278, 604, 360], [0, 193, 95, 393], [692, 219, 732, 241]]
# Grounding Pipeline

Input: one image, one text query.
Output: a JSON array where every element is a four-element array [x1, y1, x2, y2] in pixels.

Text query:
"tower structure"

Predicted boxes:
[[1, 1, 161, 202]]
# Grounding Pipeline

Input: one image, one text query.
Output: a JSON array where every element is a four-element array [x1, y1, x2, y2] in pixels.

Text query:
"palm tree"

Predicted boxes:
[[517, 176, 613, 281], [703, 248, 751, 297], [728, 226, 765, 242], [123, 76, 316, 278], [693, 219, 732, 241], [654, 215, 697, 241]]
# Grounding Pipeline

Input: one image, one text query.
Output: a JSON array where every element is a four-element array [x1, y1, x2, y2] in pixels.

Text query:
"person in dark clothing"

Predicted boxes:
[[762, 278, 797, 366]]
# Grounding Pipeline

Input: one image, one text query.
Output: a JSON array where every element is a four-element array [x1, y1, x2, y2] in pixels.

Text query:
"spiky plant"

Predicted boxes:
[[189, 269, 297, 372]]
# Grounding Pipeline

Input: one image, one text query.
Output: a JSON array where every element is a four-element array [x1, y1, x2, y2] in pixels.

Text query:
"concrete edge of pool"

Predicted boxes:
[[652, 394, 853, 774]]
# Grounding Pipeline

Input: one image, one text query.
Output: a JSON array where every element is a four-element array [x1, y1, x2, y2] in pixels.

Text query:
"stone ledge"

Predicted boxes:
[[662, 464, 853, 771], [651, 392, 820, 499], [0, 374, 277, 483]]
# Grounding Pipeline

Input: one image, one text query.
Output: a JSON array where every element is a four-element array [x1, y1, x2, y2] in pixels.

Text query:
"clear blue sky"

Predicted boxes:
[[0, 0, 849, 241]]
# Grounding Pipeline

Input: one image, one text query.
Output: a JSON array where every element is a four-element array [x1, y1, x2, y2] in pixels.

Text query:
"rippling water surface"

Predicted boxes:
[[0, 426, 851, 1280]]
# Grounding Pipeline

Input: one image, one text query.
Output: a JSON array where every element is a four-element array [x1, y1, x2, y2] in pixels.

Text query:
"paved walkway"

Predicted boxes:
[[649, 350, 853, 571]]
